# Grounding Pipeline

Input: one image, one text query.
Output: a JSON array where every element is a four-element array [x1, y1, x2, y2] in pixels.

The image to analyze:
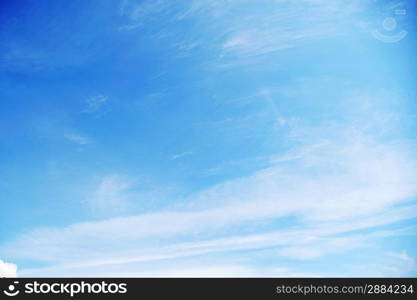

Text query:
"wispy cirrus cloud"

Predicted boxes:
[[2, 92, 417, 276], [19, 256, 318, 277], [87, 175, 136, 217], [2, 0, 416, 279], [11, 213, 417, 277], [117, 0, 368, 64], [382, 251, 416, 276], [81, 95, 108, 117], [171, 151, 193, 160], [64, 133, 91, 145]]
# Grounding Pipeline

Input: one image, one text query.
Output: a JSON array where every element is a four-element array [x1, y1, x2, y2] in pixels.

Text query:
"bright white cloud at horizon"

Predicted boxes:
[[0, 0, 416, 277], [0, 260, 17, 278]]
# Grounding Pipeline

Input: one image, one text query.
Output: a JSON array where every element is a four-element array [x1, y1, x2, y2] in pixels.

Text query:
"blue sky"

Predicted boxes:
[[0, 0, 417, 277]]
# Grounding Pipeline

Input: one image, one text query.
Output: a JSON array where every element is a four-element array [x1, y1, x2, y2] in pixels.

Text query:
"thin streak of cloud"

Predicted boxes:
[[171, 151, 193, 160], [2, 130, 416, 264], [64, 133, 91, 145], [81, 95, 108, 116]]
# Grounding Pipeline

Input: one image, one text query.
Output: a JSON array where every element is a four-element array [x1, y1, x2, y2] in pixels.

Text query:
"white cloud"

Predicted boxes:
[[382, 251, 416, 276], [2, 92, 417, 276], [171, 151, 193, 160], [277, 236, 366, 260], [64, 133, 91, 145], [0, 260, 18, 277], [118, 0, 367, 65], [20, 261, 315, 277], [215, 0, 365, 62], [352, 250, 417, 277], [118, 0, 170, 30], [81, 95, 108, 116], [2, 133, 416, 265], [88, 175, 135, 217], [221, 29, 294, 57]]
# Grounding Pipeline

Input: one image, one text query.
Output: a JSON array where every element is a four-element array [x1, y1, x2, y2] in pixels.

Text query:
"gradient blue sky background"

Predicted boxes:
[[1, 0, 417, 277]]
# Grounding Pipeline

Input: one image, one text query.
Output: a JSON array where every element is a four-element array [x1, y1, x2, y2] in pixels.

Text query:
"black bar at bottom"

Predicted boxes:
[[0, 278, 415, 299]]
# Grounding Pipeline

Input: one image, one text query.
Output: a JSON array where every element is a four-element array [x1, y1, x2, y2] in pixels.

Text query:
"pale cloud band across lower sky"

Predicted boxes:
[[3, 93, 417, 277]]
